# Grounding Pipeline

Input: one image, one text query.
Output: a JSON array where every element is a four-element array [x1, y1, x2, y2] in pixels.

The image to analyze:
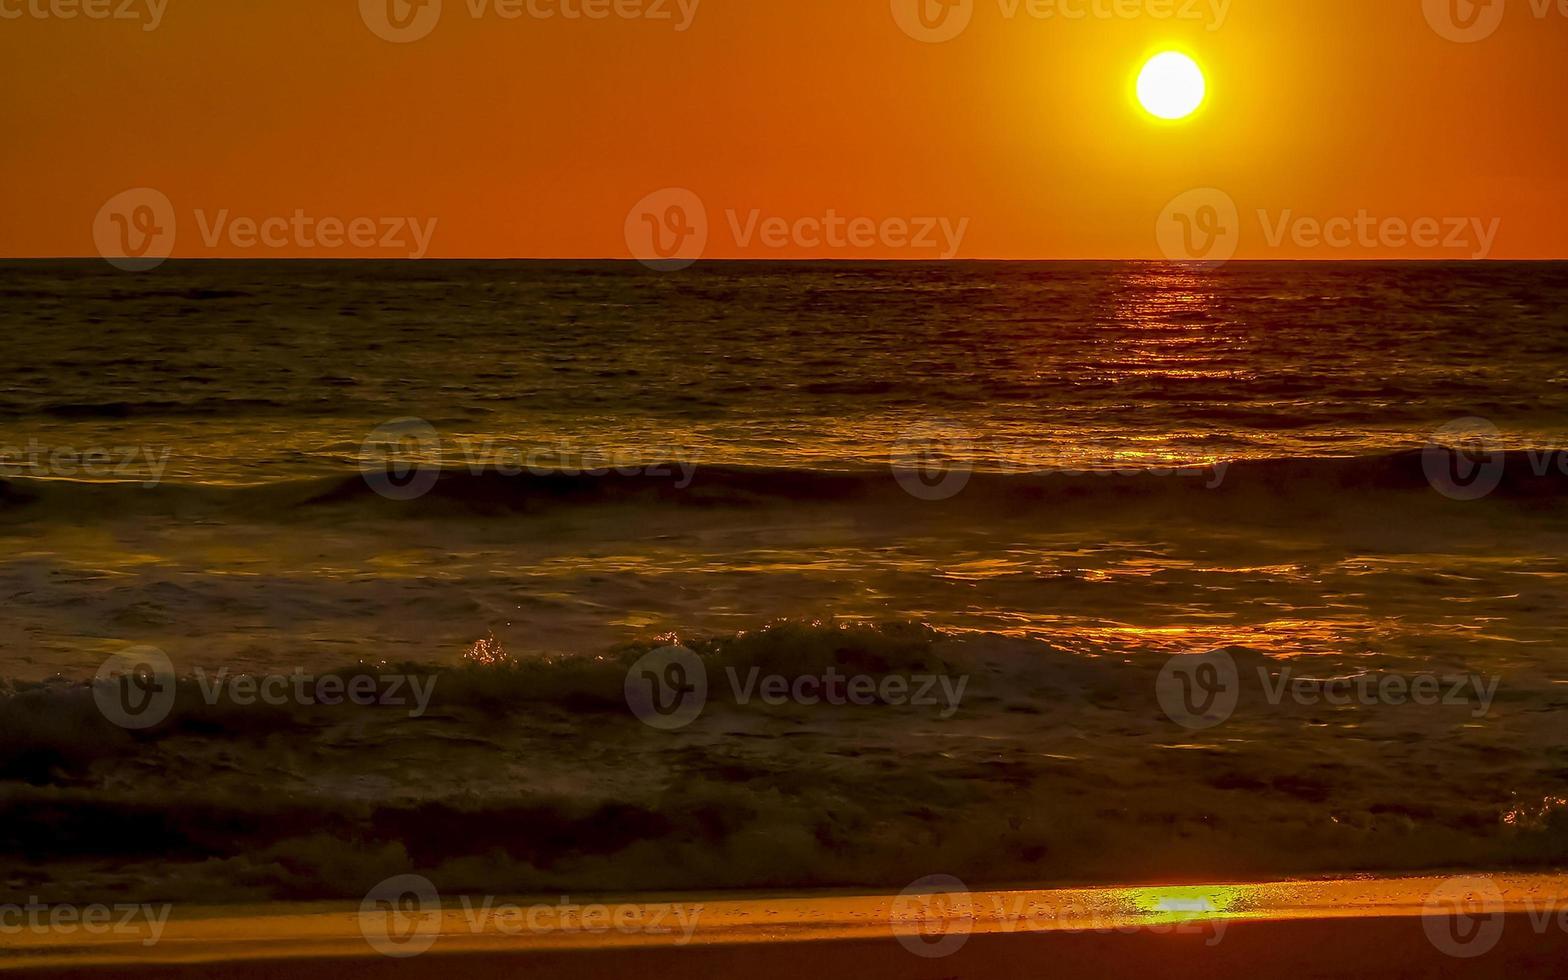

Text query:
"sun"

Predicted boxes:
[[1136, 51, 1207, 121]]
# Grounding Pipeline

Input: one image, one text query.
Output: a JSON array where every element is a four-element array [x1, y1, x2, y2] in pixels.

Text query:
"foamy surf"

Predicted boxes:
[[3, 624, 1565, 905]]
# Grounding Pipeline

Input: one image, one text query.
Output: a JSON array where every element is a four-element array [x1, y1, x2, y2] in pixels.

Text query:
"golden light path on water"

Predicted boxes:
[[6, 875, 1567, 969]]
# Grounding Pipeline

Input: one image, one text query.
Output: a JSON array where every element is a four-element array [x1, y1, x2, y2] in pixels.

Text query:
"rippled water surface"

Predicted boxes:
[[4, 261, 1567, 482], [6, 261, 1568, 902]]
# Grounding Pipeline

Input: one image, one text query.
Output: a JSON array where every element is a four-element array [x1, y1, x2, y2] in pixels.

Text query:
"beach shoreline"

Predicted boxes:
[[3, 873, 1565, 977]]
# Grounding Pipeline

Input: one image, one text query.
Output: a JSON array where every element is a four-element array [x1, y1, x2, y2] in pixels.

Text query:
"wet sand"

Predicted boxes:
[[3, 874, 1566, 978]]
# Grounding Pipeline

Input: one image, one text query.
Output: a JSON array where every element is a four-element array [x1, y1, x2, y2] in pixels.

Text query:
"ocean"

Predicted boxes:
[[3, 259, 1568, 902]]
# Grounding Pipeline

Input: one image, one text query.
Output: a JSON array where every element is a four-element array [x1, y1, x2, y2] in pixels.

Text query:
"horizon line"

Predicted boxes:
[[4, 256, 1566, 264]]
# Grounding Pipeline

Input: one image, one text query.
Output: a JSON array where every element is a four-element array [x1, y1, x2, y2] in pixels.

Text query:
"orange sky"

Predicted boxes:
[[2, 0, 1565, 260]]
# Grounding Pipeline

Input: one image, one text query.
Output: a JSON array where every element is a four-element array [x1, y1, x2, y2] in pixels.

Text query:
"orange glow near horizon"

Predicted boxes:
[[1, 0, 1566, 260]]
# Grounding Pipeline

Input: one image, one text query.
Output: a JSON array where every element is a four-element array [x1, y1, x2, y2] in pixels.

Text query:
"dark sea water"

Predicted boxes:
[[5, 261, 1568, 482], [4, 260, 1568, 903]]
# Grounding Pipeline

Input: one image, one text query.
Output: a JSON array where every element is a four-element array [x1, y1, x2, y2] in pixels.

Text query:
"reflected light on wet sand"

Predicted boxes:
[[7, 874, 1568, 971]]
